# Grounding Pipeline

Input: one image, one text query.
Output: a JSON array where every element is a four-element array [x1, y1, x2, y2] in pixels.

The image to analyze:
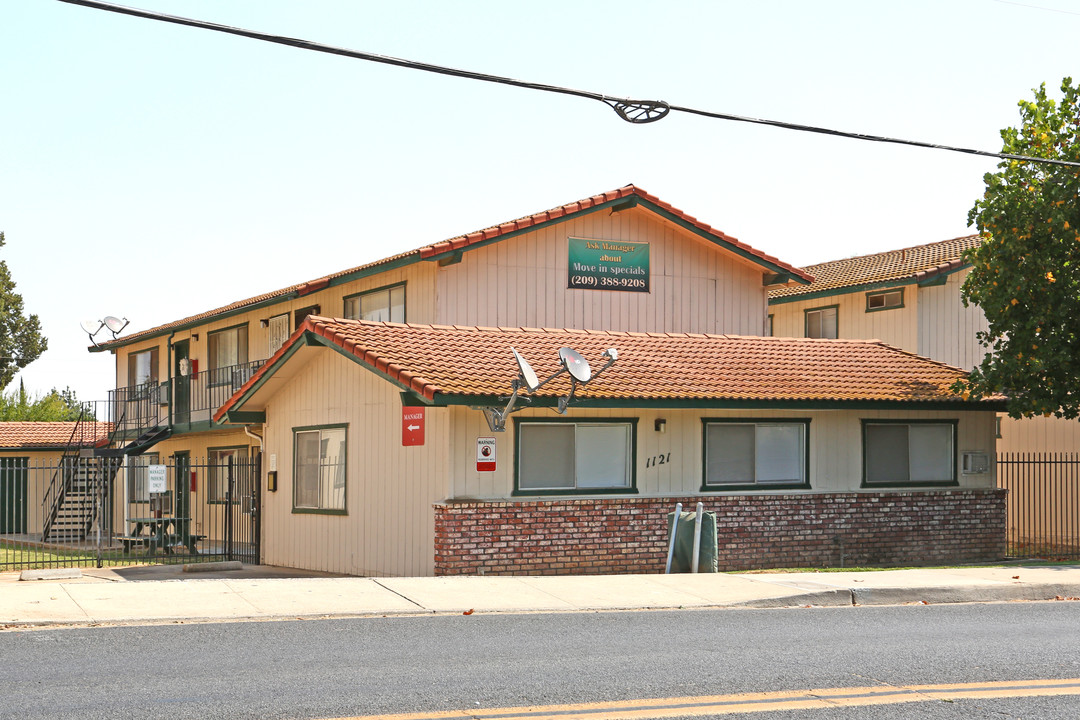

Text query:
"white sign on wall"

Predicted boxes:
[[476, 437, 496, 472], [147, 464, 168, 494]]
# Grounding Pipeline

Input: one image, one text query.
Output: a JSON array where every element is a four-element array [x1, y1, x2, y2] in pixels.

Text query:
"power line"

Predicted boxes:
[[59, 0, 1080, 169]]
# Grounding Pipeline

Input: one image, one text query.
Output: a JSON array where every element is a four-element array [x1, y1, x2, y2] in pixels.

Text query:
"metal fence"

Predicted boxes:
[[1, 454, 260, 571], [107, 359, 266, 437], [998, 452, 1080, 559]]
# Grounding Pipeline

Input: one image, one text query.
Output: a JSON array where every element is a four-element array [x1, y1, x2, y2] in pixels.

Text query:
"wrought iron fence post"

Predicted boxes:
[[225, 456, 234, 562], [95, 458, 104, 568]]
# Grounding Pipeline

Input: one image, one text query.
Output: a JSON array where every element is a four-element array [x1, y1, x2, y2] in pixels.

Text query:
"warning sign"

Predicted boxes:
[[476, 437, 496, 472]]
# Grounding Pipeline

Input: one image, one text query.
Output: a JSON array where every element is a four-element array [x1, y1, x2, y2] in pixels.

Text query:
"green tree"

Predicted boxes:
[[0, 232, 47, 389], [959, 78, 1080, 418], [0, 381, 93, 421]]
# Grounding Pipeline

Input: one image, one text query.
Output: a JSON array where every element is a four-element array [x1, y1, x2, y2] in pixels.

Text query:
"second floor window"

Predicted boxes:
[[128, 348, 159, 388], [344, 285, 405, 323], [208, 325, 248, 385], [805, 306, 838, 339]]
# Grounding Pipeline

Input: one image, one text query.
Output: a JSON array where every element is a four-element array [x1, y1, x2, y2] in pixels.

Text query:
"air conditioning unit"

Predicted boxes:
[[962, 452, 989, 474]]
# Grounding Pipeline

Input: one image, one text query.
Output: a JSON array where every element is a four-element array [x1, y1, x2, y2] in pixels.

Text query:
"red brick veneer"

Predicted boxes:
[[433, 490, 1007, 575]]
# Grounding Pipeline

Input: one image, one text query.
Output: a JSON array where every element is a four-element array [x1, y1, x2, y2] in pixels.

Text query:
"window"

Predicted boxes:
[[702, 420, 809, 489], [126, 453, 160, 502], [515, 420, 636, 494], [208, 325, 248, 385], [208, 446, 249, 503], [344, 284, 405, 323], [294, 305, 320, 327], [766, 314, 774, 337], [863, 420, 957, 486], [293, 426, 347, 512], [127, 348, 159, 388], [805, 306, 838, 339], [267, 313, 289, 356], [866, 289, 904, 312]]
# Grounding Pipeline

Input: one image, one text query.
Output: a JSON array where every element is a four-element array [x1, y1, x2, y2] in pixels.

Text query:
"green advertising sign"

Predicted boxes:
[[567, 237, 650, 292]]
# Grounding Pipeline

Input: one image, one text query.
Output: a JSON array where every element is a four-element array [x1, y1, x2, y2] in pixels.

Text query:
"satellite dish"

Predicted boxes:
[[80, 319, 103, 335], [559, 347, 592, 383], [103, 316, 129, 335], [512, 348, 540, 393]]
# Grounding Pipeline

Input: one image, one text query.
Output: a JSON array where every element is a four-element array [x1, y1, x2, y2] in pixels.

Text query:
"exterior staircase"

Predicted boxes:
[[42, 456, 111, 544], [40, 413, 172, 545]]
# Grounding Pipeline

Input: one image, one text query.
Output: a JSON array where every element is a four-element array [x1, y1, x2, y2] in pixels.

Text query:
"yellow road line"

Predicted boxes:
[[323, 678, 1080, 720]]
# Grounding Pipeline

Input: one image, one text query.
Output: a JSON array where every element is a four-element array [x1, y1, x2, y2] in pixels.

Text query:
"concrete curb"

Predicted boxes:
[[19, 568, 83, 582], [851, 583, 1080, 606], [183, 561, 244, 573], [735, 583, 1080, 609]]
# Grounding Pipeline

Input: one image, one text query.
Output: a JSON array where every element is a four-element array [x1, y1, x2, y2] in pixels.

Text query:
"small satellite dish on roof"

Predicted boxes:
[[80, 319, 104, 336], [512, 347, 540, 393], [103, 316, 130, 336], [81, 316, 129, 347], [559, 347, 592, 383], [477, 345, 621, 430]]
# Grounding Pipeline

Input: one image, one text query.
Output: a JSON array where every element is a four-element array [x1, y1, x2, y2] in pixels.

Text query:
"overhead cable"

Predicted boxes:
[[59, 0, 1080, 169]]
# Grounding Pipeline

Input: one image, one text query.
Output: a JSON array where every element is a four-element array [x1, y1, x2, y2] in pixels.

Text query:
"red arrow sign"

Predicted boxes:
[[402, 407, 425, 446]]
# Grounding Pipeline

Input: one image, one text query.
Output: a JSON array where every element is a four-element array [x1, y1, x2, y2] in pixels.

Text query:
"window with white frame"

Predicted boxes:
[[344, 285, 405, 323], [866, 289, 903, 311], [208, 325, 248, 385], [703, 420, 808, 488], [515, 420, 635, 493], [126, 453, 160, 503], [293, 426, 347, 512], [863, 421, 956, 486], [208, 446, 249, 503], [805, 306, 838, 339]]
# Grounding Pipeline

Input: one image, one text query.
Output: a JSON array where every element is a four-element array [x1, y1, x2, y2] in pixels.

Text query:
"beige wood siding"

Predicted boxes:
[[448, 407, 997, 499], [260, 351, 450, 577], [999, 415, 1080, 455], [917, 269, 988, 371], [112, 262, 438, 387], [434, 207, 768, 335], [770, 288, 918, 349]]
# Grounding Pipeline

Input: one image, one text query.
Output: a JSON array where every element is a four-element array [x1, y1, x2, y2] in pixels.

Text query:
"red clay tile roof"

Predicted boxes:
[[0, 422, 113, 449], [94, 185, 811, 351], [217, 316, 1000, 419], [769, 235, 982, 301]]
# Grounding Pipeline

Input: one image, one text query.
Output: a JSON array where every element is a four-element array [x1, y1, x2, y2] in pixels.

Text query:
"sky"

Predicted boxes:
[[2, 0, 1078, 402]]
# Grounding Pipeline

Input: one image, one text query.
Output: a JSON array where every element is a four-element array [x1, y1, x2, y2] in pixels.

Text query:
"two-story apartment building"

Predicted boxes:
[[767, 235, 1080, 454], [86, 186, 1006, 576]]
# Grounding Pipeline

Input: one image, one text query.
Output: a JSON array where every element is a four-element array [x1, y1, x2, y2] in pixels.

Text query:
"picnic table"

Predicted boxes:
[[120, 516, 203, 556]]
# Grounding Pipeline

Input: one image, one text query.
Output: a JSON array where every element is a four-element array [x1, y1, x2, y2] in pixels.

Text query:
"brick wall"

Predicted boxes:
[[433, 490, 1007, 575]]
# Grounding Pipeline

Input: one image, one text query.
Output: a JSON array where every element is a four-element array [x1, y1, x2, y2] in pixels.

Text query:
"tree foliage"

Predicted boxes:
[[960, 78, 1080, 419], [0, 232, 47, 390], [0, 381, 93, 422]]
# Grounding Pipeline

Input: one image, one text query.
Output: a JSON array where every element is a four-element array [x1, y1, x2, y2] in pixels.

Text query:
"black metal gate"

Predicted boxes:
[[0, 454, 261, 572], [998, 452, 1080, 559]]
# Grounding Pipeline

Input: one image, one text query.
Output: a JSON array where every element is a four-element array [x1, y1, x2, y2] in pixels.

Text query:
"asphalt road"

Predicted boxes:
[[6, 602, 1080, 720]]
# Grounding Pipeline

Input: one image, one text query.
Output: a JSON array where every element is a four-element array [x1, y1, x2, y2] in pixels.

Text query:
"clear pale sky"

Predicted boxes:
[[2, 0, 1077, 402]]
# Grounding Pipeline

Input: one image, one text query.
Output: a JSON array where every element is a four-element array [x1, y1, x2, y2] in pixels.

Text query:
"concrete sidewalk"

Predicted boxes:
[[3, 563, 1080, 629]]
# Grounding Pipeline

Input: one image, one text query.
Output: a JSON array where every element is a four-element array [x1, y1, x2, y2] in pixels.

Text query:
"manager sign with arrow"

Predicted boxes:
[[402, 407, 426, 447]]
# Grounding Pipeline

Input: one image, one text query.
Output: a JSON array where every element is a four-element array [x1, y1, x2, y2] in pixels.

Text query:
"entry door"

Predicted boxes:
[[174, 340, 191, 424], [0, 458, 28, 534]]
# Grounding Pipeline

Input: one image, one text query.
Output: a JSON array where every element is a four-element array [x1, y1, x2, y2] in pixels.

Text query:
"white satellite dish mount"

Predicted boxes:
[[480, 346, 618, 431]]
